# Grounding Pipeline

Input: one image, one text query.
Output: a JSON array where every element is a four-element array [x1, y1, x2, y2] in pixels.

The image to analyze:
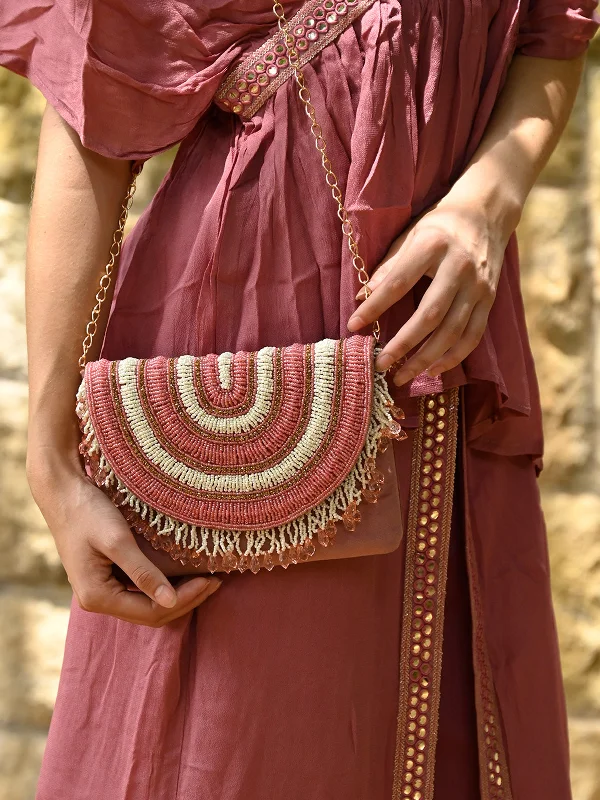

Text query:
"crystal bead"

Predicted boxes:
[[289, 545, 300, 565], [386, 419, 405, 438], [390, 404, 406, 420], [361, 488, 379, 504], [264, 553, 275, 571], [378, 434, 390, 452], [222, 551, 238, 573], [342, 500, 361, 531], [122, 507, 136, 523], [297, 547, 310, 563], [303, 538, 316, 557], [238, 554, 251, 573], [318, 519, 336, 547], [250, 555, 262, 574], [207, 555, 218, 573], [279, 549, 292, 569], [171, 544, 184, 560], [368, 468, 385, 487]]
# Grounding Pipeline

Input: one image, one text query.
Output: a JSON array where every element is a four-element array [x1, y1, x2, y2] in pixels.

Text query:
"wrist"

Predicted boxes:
[[446, 163, 525, 244], [26, 438, 84, 496]]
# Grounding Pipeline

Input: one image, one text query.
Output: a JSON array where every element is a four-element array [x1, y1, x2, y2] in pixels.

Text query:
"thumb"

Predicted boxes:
[[111, 534, 180, 609]]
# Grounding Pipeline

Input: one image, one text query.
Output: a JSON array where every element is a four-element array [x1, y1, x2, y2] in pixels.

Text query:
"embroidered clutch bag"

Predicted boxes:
[[76, 0, 408, 574]]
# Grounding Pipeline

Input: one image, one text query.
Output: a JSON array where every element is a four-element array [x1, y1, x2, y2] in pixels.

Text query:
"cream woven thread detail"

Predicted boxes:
[[76, 365, 396, 562]]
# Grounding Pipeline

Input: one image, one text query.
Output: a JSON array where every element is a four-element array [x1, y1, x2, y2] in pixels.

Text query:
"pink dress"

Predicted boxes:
[[1, 1, 598, 798]]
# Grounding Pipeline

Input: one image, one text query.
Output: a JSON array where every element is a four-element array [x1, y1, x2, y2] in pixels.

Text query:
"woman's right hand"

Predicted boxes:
[[24, 106, 221, 624], [27, 454, 222, 627]]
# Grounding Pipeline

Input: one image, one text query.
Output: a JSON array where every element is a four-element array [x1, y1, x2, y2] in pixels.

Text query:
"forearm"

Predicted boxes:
[[26, 104, 132, 481], [448, 53, 586, 234]]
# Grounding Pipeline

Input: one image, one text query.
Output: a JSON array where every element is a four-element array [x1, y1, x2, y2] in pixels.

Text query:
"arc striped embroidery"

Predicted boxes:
[[76, 335, 405, 572]]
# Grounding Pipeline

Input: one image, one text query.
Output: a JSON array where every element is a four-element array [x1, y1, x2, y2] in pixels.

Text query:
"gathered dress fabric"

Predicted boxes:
[[1, 1, 599, 798]]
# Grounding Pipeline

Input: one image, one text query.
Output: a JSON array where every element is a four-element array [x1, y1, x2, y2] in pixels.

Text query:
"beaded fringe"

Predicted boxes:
[[76, 367, 405, 573]]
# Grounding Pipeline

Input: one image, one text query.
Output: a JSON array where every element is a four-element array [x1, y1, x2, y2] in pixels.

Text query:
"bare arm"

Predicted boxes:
[[26, 104, 220, 625], [347, 53, 586, 381]]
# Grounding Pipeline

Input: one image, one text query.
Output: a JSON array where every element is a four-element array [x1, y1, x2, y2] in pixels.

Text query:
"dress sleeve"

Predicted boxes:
[[0, 1, 249, 159], [516, 0, 600, 59]]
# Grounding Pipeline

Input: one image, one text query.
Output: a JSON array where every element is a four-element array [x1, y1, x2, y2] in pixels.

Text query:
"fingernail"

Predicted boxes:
[[393, 371, 410, 387], [154, 583, 177, 608], [347, 314, 365, 331], [376, 353, 394, 371], [195, 577, 210, 592]]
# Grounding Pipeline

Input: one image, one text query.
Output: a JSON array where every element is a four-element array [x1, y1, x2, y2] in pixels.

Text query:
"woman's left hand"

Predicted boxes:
[[347, 195, 513, 385]]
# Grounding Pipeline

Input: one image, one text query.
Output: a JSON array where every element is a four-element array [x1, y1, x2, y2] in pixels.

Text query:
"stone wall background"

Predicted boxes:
[[1, 38, 600, 798]]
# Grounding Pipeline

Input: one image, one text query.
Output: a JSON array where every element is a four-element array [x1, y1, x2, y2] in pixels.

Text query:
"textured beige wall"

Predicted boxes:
[[1, 39, 600, 797]]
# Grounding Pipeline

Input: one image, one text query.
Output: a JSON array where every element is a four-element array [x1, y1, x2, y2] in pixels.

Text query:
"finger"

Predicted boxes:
[[106, 532, 180, 609], [374, 263, 467, 371], [355, 227, 415, 301], [356, 209, 436, 300], [157, 577, 223, 625], [347, 233, 446, 332], [391, 290, 474, 386], [426, 300, 492, 377], [78, 574, 221, 627]]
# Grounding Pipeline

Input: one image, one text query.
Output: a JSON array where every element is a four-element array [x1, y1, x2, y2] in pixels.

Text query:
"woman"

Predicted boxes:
[[1, 1, 598, 798]]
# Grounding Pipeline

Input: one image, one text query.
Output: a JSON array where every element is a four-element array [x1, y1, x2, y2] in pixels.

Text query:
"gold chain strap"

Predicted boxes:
[[78, 163, 142, 369], [272, 1, 380, 341], [80, 6, 379, 369]]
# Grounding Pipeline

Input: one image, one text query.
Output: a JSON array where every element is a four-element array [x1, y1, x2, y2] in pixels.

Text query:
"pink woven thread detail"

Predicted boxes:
[[82, 336, 376, 529]]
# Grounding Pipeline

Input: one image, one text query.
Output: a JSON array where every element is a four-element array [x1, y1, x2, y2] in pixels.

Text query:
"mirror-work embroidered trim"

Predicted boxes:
[[392, 389, 459, 800], [76, 335, 408, 573], [214, 0, 377, 119]]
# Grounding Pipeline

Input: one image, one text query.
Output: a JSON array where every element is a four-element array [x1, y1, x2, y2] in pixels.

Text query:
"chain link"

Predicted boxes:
[[79, 163, 142, 369], [272, 1, 380, 341]]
